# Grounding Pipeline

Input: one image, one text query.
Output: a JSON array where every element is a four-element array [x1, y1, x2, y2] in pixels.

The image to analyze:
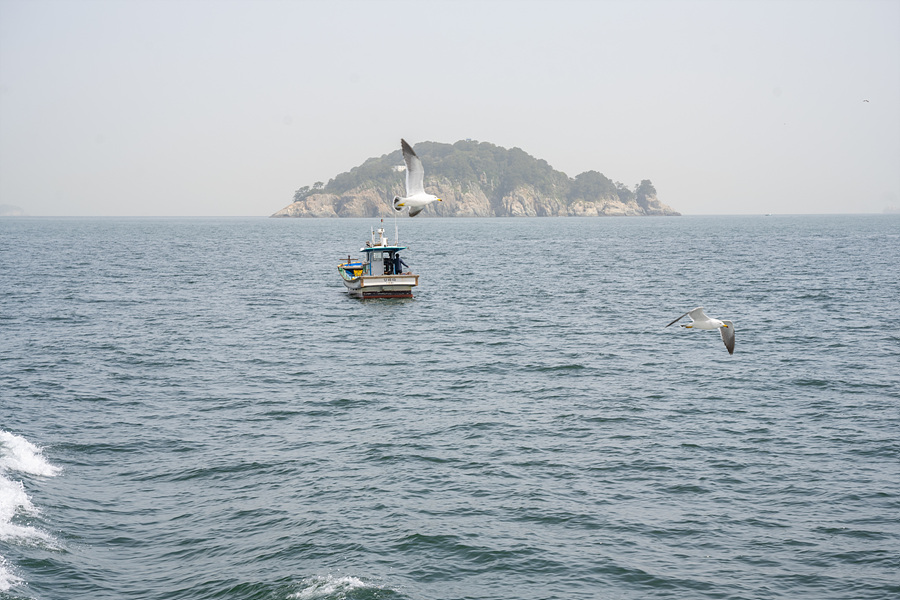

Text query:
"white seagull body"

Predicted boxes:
[[393, 139, 442, 217], [666, 307, 735, 355]]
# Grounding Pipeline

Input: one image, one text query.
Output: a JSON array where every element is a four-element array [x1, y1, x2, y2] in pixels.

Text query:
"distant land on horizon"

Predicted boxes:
[[0, 204, 27, 217], [272, 140, 680, 218]]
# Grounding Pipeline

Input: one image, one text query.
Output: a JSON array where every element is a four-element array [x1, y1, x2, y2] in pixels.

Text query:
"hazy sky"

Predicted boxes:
[[1, 0, 898, 216]]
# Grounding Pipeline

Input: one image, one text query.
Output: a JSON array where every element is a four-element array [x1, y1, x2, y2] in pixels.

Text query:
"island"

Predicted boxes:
[[272, 140, 679, 218], [0, 204, 26, 217]]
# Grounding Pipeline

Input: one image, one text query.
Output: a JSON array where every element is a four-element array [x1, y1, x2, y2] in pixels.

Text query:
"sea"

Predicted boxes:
[[1, 215, 899, 600]]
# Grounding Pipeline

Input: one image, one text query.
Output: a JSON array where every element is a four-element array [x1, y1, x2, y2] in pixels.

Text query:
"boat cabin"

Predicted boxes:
[[340, 227, 409, 277], [361, 245, 408, 275]]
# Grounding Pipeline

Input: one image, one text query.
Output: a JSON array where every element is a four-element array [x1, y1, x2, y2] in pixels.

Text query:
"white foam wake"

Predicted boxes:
[[289, 574, 377, 599], [0, 429, 60, 592], [0, 431, 61, 478], [0, 554, 21, 594]]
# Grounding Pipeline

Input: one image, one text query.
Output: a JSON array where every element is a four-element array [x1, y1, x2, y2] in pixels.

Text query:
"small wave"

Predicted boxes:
[[288, 574, 390, 599], [0, 430, 61, 478], [793, 378, 832, 388], [533, 363, 587, 372]]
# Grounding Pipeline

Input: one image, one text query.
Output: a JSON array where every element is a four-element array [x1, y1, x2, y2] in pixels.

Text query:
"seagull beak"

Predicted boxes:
[[437, 198, 442, 201]]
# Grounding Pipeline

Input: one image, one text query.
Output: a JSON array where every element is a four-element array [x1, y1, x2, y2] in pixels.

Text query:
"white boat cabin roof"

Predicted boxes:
[[359, 245, 406, 254]]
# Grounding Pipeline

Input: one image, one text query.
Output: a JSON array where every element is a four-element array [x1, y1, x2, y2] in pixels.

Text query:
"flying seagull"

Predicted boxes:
[[665, 307, 735, 355], [393, 139, 442, 217]]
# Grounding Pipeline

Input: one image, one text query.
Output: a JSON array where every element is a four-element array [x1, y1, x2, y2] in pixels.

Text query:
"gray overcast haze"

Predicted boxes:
[[1, 0, 898, 216]]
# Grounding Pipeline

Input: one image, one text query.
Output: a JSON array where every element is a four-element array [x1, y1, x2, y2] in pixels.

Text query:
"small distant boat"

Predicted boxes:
[[338, 225, 419, 299]]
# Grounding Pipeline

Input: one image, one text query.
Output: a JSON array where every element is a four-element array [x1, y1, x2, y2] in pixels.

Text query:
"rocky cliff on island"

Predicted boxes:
[[272, 140, 680, 218]]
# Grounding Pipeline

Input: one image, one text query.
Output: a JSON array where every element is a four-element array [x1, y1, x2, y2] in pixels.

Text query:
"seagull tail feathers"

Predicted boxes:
[[392, 196, 403, 212]]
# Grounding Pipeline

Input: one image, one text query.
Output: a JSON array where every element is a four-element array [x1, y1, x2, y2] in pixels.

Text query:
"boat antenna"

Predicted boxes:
[[394, 206, 399, 245]]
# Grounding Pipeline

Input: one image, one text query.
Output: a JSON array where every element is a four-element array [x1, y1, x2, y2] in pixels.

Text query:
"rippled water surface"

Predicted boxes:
[[2, 215, 899, 599]]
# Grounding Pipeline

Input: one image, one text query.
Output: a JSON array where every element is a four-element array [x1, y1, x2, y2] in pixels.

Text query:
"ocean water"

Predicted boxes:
[[1, 215, 899, 600]]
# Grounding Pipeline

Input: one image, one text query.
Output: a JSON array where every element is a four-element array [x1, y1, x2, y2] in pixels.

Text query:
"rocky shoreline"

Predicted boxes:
[[272, 182, 680, 218]]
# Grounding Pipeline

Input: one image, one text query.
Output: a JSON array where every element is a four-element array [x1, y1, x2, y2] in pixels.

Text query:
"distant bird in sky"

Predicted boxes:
[[666, 307, 735, 355], [863, 99, 869, 102], [393, 139, 442, 217]]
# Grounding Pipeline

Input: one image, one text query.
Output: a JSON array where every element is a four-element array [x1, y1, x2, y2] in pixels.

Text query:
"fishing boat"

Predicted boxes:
[[338, 224, 418, 299]]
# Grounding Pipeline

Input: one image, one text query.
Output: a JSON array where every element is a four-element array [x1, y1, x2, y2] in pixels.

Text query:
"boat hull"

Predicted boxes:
[[341, 274, 419, 299]]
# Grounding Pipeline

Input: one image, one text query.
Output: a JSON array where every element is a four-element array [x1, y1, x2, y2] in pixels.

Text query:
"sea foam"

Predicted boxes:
[[0, 430, 61, 478], [0, 430, 60, 592], [289, 574, 376, 599]]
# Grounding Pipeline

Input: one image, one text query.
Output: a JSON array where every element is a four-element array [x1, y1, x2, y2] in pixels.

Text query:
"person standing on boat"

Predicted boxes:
[[394, 254, 408, 275]]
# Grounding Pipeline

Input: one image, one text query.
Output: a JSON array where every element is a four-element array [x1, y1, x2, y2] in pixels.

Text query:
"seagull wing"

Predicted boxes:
[[688, 307, 709, 323], [401, 139, 425, 196], [666, 307, 702, 327], [720, 320, 735, 355], [665, 310, 691, 327], [408, 205, 424, 217]]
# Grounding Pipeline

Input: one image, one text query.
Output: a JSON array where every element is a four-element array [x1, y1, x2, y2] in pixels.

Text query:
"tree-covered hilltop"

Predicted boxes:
[[275, 140, 679, 217]]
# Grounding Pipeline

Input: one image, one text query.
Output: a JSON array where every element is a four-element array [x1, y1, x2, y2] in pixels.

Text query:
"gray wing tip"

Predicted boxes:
[[720, 321, 735, 354], [665, 310, 691, 328], [401, 139, 416, 157]]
